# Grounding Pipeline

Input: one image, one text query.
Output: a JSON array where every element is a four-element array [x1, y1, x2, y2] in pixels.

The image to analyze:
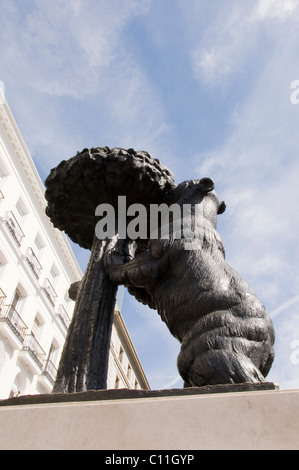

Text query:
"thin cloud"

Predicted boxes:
[[256, 0, 299, 20], [1, 1, 151, 99], [191, 0, 299, 87], [270, 295, 299, 319], [0, 0, 173, 172], [161, 375, 182, 390]]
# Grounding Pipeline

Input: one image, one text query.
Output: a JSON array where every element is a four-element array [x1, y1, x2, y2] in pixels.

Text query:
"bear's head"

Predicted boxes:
[[165, 177, 226, 228]]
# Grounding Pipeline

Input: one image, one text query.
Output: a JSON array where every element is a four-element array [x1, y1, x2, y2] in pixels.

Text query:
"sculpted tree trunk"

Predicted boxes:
[[53, 236, 117, 393], [45, 147, 175, 393]]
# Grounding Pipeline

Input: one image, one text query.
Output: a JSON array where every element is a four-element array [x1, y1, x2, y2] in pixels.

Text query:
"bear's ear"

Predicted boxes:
[[199, 177, 215, 193], [217, 201, 226, 214]]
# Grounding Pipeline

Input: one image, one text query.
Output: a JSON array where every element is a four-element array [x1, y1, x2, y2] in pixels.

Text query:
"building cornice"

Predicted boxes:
[[113, 309, 150, 390], [0, 90, 82, 281]]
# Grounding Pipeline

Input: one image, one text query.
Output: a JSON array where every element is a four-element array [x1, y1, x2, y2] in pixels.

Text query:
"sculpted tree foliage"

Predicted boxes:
[[45, 147, 174, 392], [45, 146, 275, 393]]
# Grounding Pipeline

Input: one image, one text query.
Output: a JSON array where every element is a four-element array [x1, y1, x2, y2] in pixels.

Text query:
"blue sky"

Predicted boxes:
[[1, 0, 299, 390]]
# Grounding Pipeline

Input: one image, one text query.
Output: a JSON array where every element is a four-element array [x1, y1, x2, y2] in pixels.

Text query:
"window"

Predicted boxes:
[[46, 341, 59, 366], [0, 157, 8, 202], [0, 287, 6, 307], [0, 250, 8, 266], [47, 343, 57, 363], [31, 314, 44, 341], [0, 166, 5, 184], [63, 289, 73, 314], [10, 288, 22, 312], [115, 375, 120, 389], [57, 304, 71, 330], [43, 342, 59, 384], [5, 211, 25, 246], [43, 263, 59, 306], [49, 263, 59, 286], [26, 234, 44, 279], [0, 250, 8, 284], [33, 233, 45, 257], [25, 247, 42, 279], [43, 278, 57, 306], [3, 286, 28, 341], [118, 346, 124, 364], [15, 197, 28, 223], [0, 158, 8, 185], [6, 288, 26, 339], [5, 197, 28, 247]]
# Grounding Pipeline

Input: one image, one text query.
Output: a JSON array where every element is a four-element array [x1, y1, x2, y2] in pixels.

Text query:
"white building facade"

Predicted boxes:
[[0, 90, 149, 399], [108, 308, 149, 391]]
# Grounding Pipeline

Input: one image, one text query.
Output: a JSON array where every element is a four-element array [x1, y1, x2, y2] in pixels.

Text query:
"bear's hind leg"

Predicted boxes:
[[177, 342, 265, 387]]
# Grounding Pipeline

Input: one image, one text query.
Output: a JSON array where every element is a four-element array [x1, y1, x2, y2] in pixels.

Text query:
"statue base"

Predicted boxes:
[[0, 381, 278, 407], [1, 382, 299, 450]]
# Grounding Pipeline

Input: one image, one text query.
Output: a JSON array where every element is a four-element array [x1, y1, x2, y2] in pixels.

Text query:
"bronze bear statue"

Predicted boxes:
[[105, 178, 275, 387]]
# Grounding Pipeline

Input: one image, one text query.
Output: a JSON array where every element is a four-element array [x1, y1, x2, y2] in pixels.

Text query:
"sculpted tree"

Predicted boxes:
[[45, 146, 275, 393], [45, 147, 174, 393]]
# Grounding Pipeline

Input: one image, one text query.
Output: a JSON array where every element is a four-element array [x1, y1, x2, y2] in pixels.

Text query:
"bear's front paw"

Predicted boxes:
[[103, 250, 125, 272]]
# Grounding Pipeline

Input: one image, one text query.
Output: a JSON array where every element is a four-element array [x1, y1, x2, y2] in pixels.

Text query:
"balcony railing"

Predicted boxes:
[[42, 278, 57, 306], [25, 247, 42, 279], [56, 304, 71, 330], [0, 287, 6, 306], [0, 304, 28, 342], [43, 359, 57, 385], [4, 211, 25, 246], [9, 388, 19, 398], [22, 333, 46, 369]]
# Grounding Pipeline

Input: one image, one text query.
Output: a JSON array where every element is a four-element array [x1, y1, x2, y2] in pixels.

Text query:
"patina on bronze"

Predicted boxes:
[[45, 147, 275, 393]]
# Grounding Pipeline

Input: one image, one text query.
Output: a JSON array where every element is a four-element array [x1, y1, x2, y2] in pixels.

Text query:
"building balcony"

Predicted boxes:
[[42, 278, 57, 307], [9, 388, 19, 398], [25, 247, 42, 279], [42, 359, 57, 385], [0, 304, 28, 348], [56, 304, 71, 330], [0, 287, 6, 306], [37, 358, 57, 393], [4, 211, 25, 246], [19, 333, 46, 374]]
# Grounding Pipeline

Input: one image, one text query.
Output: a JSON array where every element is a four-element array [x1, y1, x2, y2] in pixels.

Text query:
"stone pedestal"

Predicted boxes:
[[0, 384, 298, 450]]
